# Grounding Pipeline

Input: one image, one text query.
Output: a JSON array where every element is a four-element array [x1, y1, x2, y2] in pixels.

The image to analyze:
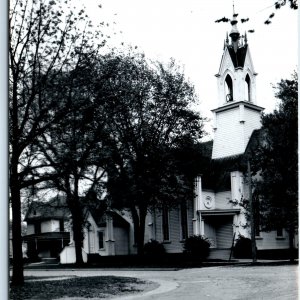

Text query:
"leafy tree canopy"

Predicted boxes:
[[92, 51, 206, 253], [251, 72, 298, 233]]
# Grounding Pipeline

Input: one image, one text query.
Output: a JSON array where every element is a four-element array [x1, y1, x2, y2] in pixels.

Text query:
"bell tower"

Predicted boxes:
[[211, 10, 264, 159]]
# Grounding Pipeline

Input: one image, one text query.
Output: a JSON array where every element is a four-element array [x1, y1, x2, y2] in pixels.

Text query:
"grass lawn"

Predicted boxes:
[[10, 276, 157, 300]]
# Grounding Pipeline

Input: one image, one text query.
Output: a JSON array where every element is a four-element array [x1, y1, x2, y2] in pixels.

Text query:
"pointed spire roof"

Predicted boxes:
[[224, 3, 248, 68], [229, 3, 240, 41]]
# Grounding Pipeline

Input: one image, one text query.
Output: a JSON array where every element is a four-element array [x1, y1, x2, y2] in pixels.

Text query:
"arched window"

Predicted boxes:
[[225, 74, 233, 102], [245, 74, 251, 102]]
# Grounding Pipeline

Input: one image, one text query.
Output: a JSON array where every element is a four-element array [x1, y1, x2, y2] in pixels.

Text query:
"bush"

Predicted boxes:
[[143, 240, 165, 256], [233, 236, 254, 258], [183, 235, 211, 259]]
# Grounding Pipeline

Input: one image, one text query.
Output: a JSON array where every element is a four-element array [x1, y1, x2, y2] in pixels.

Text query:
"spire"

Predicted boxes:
[[229, 1, 240, 52], [244, 31, 248, 45]]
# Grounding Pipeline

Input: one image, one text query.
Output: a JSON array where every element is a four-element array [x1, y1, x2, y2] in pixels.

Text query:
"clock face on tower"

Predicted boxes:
[[204, 196, 213, 209]]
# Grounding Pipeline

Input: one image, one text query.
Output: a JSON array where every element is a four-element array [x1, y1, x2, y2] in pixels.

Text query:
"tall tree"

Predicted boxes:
[[94, 53, 205, 254], [9, 0, 104, 285], [250, 72, 298, 261], [36, 55, 106, 265]]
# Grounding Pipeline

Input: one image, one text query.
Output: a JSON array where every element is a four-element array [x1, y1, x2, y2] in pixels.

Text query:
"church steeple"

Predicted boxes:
[[229, 4, 240, 52], [211, 4, 264, 159]]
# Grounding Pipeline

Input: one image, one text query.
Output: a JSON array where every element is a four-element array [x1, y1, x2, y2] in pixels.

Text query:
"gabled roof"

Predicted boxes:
[[25, 195, 129, 229], [227, 44, 248, 68], [87, 202, 129, 228], [244, 129, 263, 155], [24, 196, 70, 222]]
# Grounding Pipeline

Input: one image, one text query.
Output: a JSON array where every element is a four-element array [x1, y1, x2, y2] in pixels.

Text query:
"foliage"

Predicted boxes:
[[216, 0, 297, 29], [9, 0, 105, 284], [249, 72, 298, 260], [233, 236, 253, 258], [143, 240, 165, 256], [250, 72, 298, 231], [93, 52, 205, 254], [35, 55, 107, 264], [183, 235, 211, 258]]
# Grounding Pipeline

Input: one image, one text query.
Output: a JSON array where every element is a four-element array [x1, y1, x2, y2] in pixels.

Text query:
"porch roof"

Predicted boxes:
[[199, 209, 240, 216], [23, 232, 70, 241]]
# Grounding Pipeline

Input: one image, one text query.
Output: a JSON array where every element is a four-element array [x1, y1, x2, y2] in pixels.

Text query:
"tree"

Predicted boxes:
[[9, 0, 104, 285], [250, 72, 298, 261], [36, 55, 107, 265], [215, 0, 297, 29], [94, 52, 205, 254], [264, 0, 298, 24]]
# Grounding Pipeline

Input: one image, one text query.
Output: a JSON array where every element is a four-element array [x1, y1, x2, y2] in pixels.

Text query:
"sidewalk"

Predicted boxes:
[[22, 258, 298, 270]]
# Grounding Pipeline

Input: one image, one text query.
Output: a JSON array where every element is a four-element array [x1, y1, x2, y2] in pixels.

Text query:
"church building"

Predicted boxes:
[[192, 12, 292, 258], [24, 11, 294, 263]]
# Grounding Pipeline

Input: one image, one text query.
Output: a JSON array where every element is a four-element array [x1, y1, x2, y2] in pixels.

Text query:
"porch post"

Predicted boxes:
[[193, 176, 202, 235], [105, 212, 115, 256], [247, 161, 257, 263]]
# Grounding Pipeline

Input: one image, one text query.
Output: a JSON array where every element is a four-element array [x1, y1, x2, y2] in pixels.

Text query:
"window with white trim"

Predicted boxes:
[[225, 74, 233, 102], [276, 227, 284, 238], [253, 192, 261, 237], [180, 202, 188, 240], [162, 206, 170, 241], [245, 74, 251, 102], [98, 231, 105, 249]]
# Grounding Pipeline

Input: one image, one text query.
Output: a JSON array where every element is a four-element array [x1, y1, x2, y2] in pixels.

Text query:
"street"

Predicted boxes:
[[24, 264, 298, 300]]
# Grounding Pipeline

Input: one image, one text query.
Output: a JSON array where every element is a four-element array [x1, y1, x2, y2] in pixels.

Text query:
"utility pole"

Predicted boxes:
[[247, 160, 257, 263]]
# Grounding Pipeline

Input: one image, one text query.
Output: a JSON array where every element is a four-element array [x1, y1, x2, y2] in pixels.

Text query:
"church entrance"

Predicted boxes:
[[203, 215, 234, 249]]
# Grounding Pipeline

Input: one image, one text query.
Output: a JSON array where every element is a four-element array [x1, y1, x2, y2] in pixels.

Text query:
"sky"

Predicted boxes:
[[84, 0, 298, 138]]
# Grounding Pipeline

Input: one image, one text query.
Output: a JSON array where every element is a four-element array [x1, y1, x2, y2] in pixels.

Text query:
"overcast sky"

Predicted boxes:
[[85, 0, 298, 137]]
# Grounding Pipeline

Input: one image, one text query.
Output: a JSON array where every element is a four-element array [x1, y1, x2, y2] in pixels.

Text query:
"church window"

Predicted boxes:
[[225, 74, 233, 102], [245, 74, 251, 101], [276, 227, 283, 238], [59, 219, 64, 232], [98, 231, 105, 249], [253, 192, 260, 237], [162, 206, 170, 241], [34, 222, 41, 234], [180, 202, 188, 240]]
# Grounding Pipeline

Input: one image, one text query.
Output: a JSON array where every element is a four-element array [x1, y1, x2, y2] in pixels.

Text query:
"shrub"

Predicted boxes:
[[233, 236, 253, 258], [143, 240, 165, 256], [183, 235, 211, 259]]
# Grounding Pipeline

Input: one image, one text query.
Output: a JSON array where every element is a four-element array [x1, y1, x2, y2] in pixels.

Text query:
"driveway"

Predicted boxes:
[[24, 265, 298, 300]]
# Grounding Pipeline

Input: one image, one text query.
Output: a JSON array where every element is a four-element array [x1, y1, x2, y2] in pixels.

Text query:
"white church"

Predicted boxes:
[[24, 13, 294, 263], [59, 13, 293, 262]]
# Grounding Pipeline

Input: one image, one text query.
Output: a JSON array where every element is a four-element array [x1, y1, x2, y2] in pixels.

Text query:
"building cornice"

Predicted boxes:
[[211, 101, 264, 113]]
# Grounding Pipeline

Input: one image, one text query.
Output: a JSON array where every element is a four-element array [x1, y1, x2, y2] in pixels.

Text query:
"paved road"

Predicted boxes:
[[24, 265, 298, 300]]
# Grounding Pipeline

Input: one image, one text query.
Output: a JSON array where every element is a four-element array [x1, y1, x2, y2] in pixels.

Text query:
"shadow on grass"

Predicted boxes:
[[10, 276, 156, 300]]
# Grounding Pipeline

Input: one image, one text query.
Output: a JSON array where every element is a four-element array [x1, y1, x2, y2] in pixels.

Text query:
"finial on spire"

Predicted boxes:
[[229, 1, 240, 52], [229, 1, 240, 42], [233, 0, 235, 15]]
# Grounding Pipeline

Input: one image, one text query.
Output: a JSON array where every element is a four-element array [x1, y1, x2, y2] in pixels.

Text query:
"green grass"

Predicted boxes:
[[10, 276, 155, 300]]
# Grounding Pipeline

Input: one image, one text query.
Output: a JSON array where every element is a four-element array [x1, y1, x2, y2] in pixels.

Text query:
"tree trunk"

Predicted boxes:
[[131, 206, 147, 255], [69, 195, 84, 266], [10, 162, 24, 285], [73, 217, 84, 265]]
